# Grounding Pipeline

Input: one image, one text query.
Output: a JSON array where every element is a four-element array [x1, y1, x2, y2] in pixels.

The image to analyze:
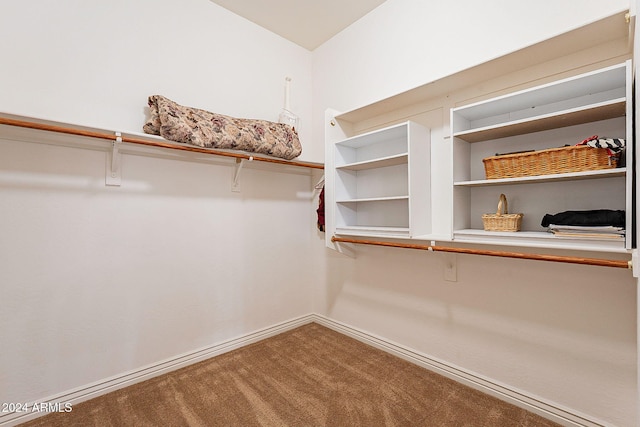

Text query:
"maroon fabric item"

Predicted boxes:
[[317, 186, 325, 232]]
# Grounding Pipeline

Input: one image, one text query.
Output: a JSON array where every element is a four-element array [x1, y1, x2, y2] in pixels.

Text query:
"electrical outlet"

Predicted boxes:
[[444, 254, 457, 282]]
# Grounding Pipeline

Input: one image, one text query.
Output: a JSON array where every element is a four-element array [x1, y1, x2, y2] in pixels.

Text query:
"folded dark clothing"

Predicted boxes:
[[541, 209, 625, 228]]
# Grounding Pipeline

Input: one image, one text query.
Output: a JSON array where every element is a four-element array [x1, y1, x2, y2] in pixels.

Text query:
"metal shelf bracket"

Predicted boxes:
[[106, 132, 122, 186], [232, 156, 253, 192]]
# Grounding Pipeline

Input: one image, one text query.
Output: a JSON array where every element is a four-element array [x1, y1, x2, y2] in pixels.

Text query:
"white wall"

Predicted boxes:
[[0, 0, 318, 162], [0, 0, 320, 417], [313, 0, 637, 426]]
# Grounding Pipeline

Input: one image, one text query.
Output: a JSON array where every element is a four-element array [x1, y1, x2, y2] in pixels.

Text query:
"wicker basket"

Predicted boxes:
[[483, 145, 618, 179], [482, 194, 523, 232]]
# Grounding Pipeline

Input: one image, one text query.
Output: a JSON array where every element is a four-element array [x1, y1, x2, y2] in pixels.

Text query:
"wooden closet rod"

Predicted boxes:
[[331, 236, 632, 269], [0, 117, 324, 170]]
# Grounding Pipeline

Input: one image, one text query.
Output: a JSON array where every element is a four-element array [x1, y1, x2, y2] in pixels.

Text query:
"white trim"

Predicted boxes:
[[1, 313, 613, 427], [0, 315, 315, 427], [311, 314, 612, 427]]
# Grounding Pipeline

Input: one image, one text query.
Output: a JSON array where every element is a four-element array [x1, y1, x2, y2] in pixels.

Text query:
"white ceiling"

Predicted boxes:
[[209, 0, 388, 50]]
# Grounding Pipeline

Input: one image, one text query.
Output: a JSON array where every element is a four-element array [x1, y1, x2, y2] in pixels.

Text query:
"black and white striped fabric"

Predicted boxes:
[[586, 137, 625, 153], [580, 135, 625, 153]]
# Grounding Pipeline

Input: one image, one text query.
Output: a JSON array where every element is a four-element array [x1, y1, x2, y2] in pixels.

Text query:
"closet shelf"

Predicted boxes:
[[336, 153, 408, 171], [454, 168, 626, 186], [453, 99, 625, 143], [335, 225, 410, 238], [0, 113, 324, 170], [451, 59, 632, 253], [329, 121, 430, 241], [337, 195, 409, 203], [453, 229, 626, 253]]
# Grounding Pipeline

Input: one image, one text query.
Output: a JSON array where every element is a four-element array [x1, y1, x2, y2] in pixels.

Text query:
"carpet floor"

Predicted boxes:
[[19, 323, 560, 426]]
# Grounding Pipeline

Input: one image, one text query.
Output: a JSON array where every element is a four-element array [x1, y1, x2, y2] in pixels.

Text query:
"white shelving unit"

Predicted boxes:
[[451, 61, 633, 252], [324, 12, 632, 258], [330, 121, 430, 239]]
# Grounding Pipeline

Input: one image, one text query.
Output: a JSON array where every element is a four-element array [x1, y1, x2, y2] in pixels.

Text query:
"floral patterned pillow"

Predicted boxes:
[[144, 95, 302, 160]]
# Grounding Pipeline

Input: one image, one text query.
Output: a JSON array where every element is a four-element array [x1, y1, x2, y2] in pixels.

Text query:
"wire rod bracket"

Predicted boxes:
[[106, 132, 122, 186]]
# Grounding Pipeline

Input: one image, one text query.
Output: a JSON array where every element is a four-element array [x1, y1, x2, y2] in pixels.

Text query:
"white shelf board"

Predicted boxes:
[[336, 195, 409, 203], [455, 167, 626, 186], [452, 63, 626, 120], [336, 122, 408, 148], [0, 113, 325, 170], [335, 226, 410, 239], [453, 99, 625, 143], [336, 153, 408, 171], [453, 228, 627, 253]]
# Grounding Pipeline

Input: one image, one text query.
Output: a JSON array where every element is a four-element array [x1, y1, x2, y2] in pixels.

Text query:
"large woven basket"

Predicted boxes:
[[483, 145, 618, 179], [481, 194, 523, 232]]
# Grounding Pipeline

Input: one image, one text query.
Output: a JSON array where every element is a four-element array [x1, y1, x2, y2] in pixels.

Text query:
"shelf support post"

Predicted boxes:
[[106, 132, 122, 186]]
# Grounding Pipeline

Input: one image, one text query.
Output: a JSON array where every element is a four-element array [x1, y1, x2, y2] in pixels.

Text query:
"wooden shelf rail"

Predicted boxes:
[[331, 236, 632, 269], [0, 116, 324, 170]]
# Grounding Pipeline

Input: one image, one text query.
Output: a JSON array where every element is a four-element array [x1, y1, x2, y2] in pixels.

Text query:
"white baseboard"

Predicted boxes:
[[0, 314, 316, 427], [310, 314, 610, 427], [2, 313, 610, 427]]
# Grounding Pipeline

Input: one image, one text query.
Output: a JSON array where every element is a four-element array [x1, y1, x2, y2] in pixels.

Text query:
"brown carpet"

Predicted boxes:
[[19, 323, 560, 427]]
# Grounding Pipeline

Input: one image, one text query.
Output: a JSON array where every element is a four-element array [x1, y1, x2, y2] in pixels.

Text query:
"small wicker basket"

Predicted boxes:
[[482, 194, 523, 232], [483, 145, 618, 179]]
